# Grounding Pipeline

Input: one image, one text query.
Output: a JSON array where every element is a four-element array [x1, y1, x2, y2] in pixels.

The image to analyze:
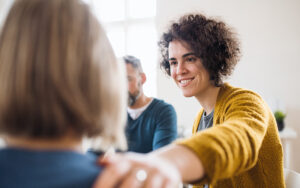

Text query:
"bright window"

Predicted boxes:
[[84, 0, 157, 97]]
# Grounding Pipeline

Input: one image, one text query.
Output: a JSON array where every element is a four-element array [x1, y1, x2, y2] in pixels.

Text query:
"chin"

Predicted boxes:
[[182, 91, 194, 98]]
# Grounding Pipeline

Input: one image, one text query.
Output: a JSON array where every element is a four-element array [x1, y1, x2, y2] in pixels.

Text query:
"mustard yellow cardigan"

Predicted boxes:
[[176, 83, 285, 188]]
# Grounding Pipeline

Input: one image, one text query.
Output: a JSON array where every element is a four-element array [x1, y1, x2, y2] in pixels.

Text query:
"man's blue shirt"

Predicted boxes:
[[125, 98, 177, 153]]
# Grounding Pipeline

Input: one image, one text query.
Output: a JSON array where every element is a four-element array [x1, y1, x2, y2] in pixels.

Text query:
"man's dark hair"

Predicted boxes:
[[159, 13, 241, 86], [123, 55, 143, 73]]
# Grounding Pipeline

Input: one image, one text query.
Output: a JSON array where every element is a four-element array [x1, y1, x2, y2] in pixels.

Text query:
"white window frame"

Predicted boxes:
[[85, 0, 157, 97]]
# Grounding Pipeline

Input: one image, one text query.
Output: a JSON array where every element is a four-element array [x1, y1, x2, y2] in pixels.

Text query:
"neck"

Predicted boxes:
[[195, 85, 220, 114], [5, 135, 83, 152], [129, 93, 151, 109]]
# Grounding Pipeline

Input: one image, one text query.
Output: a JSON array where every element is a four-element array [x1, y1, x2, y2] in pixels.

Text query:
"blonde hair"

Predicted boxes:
[[0, 0, 126, 148]]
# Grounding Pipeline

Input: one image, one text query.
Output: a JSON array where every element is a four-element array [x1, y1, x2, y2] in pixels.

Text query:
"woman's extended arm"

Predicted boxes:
[[93, 144, 205, 188]]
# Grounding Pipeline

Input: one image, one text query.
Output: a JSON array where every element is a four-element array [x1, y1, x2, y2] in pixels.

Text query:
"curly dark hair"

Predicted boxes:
[[159, 13, 241, 86]]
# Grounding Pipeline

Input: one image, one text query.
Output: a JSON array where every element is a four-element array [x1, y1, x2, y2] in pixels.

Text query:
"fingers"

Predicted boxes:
[[93, 153, 181, 188], [163, 179, 180, 188], [119, 168, 165, 188], [119, 169, 144, 188], [144, 173, 164, 188], [92, 156, 130, 188], [118, 164, 179, 188]]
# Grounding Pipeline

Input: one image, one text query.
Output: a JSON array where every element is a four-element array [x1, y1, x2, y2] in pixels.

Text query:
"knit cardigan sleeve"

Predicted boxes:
[[176, 85, 271, 186]]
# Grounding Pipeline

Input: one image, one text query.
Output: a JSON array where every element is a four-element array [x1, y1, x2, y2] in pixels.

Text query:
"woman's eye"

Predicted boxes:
[[187, 57, 196, 62], [169, 61, 177, 66]]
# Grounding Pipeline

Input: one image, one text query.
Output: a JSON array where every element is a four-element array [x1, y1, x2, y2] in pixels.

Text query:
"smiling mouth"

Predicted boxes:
[[178, 78, 193, 87]]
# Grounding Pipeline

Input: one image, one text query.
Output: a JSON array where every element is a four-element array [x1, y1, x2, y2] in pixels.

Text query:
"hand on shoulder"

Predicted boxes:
[[93, 152, 181, 188]]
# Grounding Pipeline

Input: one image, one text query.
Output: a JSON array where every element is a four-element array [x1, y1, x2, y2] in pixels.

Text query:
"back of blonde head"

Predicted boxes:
[[0, 0, 126, 148]]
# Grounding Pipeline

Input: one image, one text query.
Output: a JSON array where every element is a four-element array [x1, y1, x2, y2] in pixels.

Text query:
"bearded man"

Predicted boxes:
[[124, 55, 177, 153]]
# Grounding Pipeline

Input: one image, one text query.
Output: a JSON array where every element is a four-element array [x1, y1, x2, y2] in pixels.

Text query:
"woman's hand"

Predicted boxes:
[[92, 152, 181, 188]]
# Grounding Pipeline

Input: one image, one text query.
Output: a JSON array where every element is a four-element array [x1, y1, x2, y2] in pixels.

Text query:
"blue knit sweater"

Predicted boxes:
[[125, 98, 177, 153]]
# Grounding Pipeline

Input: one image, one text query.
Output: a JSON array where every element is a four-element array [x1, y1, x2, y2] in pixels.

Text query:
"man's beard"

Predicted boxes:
[[128, 90, 141, 106], [128, 81, 142, 107]]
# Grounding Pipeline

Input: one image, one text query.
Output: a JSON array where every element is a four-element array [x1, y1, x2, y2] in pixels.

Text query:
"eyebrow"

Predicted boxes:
[[169, 52, 196, 61], [183, 52, 196, 58]]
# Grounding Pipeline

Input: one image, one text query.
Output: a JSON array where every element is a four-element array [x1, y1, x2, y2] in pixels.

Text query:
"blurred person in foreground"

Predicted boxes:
[[0, 0, 127, 187], [94, 13, 285, 188], [124, 55, 177, 153]]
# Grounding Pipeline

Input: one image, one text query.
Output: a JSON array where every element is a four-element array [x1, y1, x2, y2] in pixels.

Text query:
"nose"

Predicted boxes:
[[176, 61, 186, 75]]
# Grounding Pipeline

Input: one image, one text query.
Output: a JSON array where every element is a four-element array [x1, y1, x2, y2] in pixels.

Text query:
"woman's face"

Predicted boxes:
[[168, 40, 212, 99]]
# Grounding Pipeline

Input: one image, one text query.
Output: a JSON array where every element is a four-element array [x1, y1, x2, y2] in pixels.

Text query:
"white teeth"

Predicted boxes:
[[180, 79, 192, 84]]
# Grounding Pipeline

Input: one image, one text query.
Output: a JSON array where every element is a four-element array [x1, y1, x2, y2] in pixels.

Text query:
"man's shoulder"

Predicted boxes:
[[147, 98, 175, 115], [151, 98, 174, 108]]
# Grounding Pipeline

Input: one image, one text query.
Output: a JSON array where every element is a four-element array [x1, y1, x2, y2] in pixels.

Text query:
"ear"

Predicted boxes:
[[140, 73, 146, 84]]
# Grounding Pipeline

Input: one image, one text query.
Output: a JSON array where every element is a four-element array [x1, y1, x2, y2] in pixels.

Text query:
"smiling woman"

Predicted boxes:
[[93, 13, 285, 188], [168, 41, 212, 100], [159, 14, 241, 87]]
